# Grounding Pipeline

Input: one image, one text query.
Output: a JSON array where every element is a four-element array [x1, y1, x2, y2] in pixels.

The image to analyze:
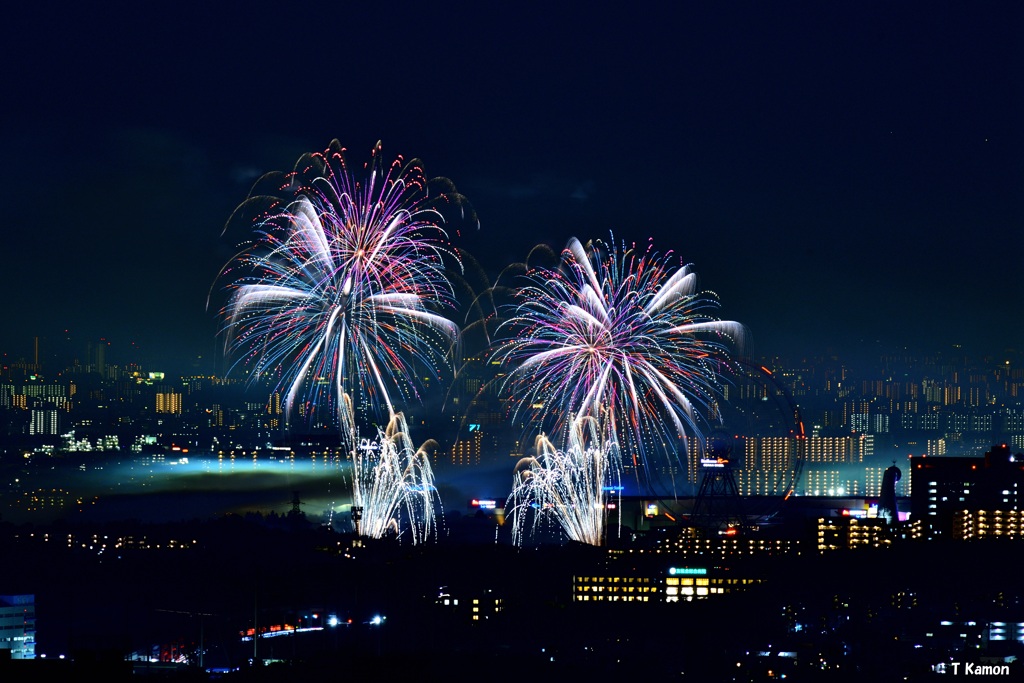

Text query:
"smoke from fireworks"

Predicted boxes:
[[495, 235, 743, 482]]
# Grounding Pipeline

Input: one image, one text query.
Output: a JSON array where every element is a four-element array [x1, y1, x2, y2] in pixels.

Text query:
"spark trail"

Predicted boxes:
[[215, 140, 462, 434], [215, 141, 462, 542], [495, 235, 743, 483], [508, 417, 618, 546], [352, 413, 439, 544]]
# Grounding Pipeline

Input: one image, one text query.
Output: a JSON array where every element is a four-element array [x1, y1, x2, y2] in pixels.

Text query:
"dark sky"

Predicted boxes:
[[3, 3, 1021, 374]]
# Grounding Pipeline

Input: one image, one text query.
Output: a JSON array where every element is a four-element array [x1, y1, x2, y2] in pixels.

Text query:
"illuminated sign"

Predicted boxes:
[[471, 499, 497, 510], [645, 503, 659, 517], [602, 485, 624, 492], [468, 424, 481, 432], [700, 457, 727, 468], [668, 567, 707, 576]]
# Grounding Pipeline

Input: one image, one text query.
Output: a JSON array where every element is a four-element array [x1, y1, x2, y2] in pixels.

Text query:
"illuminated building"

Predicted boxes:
[[29, 405, 59, 435], [435, 587, 503, 622], [999, 408, 1024, 433], [816, 517, 892, 551], [805, 435, 870, 463], [656, 527, 799, 559], [738, 435, 870, 496], [743, 436, 797, 470], [267, 392, 282, 415], [572, 575, 658, 603], [155, 392, 182, 415], [735, 469, 791, 496], [23, 383, 67, 401], [864, 467, 887, 497], [0, 594, 35, 659], [804, 469, 848, 496], [450, 427, 483, 466], [910, 444, 1024, 538], [573, 565, 763, 604], [737, 437, 797, 496], [953, 510, 1023, 539], [663, 566, 764, 602]]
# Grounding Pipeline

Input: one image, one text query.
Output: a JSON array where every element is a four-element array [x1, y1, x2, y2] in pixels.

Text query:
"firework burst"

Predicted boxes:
[[352, 412, 439, 544], [214, 140, 463, 433], [495, 235, 743, 482], [508, 416, 618, 546]]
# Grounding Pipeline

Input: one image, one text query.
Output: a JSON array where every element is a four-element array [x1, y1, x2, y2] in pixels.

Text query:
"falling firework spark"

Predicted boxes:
[[508, 417, 618, 546], [214, 140, 465, 543], [495, 235, 743, 481], [215, 140, 463, 433], [352, 412, 439, 544]]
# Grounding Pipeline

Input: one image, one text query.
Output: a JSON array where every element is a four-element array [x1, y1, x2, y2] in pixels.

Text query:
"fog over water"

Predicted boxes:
[[5, 454, 351, 525], [3, 442, 913, 528]]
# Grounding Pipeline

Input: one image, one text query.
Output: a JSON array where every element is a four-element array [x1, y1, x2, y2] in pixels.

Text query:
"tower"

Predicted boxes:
[[878, 462, 902, 523], [689, 438, 746, 532]]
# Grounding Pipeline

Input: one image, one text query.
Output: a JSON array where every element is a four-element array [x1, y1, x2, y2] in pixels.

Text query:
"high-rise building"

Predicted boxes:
[[909, 444, 1024, 539], [450, 428, 483, 466], [804, 469, 845, 496], [267, 392, 282, 415], [29, 405, 59, 435], [155, 392, 182, 415]]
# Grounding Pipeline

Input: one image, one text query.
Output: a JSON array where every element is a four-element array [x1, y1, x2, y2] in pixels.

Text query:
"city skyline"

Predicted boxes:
[[2, 4, 1021, 374], [3, 6, 1023, 674]]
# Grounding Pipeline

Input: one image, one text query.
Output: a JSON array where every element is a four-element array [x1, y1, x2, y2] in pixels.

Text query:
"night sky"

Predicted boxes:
[[3, 3, 1021, 375]]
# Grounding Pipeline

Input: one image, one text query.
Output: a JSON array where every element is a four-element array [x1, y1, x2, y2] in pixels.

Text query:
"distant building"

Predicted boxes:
[[0, 594, 35, 659], [155, 392, 182, 415], [910, 444, 1024, 538], [434, 586, 503, 622], [817, 516, 892, 551], [739, 435, 871, 496], [663, 566, 764, 602], [656, 526, 799, 560], [573, 574, 660, 603], [953, 510, 1023, 540], [29, 405, 59, 435], [450, 428, 483, 466], [573, 564, 764, 604]]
